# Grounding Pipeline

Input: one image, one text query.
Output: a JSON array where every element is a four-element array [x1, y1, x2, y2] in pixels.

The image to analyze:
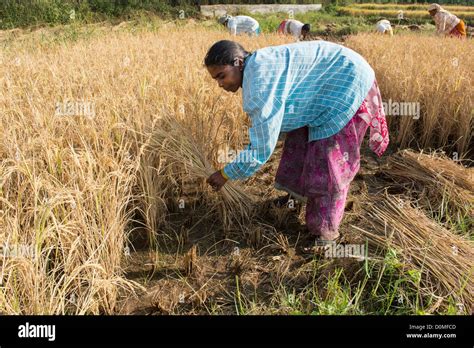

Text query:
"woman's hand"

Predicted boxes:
[[206, 170, 228, 191]]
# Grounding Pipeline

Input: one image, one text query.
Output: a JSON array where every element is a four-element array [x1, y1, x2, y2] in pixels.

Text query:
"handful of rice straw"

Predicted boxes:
[[353, 193, 473, 312], [150, 114, 255, 230], [383, 150, 474, 216]]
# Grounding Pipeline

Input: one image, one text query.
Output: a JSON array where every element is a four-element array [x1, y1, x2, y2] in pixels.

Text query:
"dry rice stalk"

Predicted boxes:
[[150, 114, 255, 230], [353, 193, 473, 312], [183, 244, 199, 277], [382, 149, 474, 217], [346, 34, 473, 155]]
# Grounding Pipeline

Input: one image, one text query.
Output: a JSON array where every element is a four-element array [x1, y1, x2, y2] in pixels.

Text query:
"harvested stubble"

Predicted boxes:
[[353, 194, 473, 312], [382, 150, 474, 219], [150, 114, 255, 231], [183, 244, 200, 277]]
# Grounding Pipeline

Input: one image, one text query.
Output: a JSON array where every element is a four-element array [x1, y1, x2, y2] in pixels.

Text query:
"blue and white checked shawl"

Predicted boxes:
[[223, 41, 375, 180]]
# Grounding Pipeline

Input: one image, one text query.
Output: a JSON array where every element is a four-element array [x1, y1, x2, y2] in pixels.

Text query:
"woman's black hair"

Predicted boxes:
[[302, 24, 311, 32], [204, 40, 250, 67]]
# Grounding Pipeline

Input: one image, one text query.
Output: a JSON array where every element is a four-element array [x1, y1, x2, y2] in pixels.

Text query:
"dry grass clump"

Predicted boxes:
[[346, 34, 473, 156], [149, 114, 255, 230], [183, 244, 200, 277], [382, 150, 473, 221], [353, 194, 473, 312], [0, 100, 145, 314]]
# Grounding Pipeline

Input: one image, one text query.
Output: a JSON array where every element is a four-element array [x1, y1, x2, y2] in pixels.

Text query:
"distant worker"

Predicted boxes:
[[219, 15, 261, 36], [278, 19, 310, 41], [428, 3, 466, 38], [375, 19, 393, 36]]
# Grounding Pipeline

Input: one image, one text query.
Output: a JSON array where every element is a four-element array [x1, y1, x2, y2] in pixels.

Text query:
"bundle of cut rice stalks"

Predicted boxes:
[[352, 193, 473, 313], [149, 114, 255, 231], [382, 150, 473, 227]]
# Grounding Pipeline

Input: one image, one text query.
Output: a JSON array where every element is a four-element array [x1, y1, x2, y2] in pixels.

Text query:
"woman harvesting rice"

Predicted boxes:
[[205, 40, 389, 244], [219, 15, 261, 37], [277, 19, 311, 41], [428, 3, 467, 39], [375, 19, 393, 36]]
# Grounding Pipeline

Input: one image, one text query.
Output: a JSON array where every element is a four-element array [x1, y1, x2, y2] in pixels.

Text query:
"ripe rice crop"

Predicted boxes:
[[339, 8, 474, 21], [346, 33, 473, 156], [0, 23, 290, 314]]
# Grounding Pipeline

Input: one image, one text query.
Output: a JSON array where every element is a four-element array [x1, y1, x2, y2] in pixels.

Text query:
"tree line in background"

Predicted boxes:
[[0, 0, 471, 29], [199, 0, 471, 4]]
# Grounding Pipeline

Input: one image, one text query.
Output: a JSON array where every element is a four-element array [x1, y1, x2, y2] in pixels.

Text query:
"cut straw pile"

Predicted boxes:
[[382, 150, 474, 218], [353, 194, 473, 312], [149, 114, 255, 230]]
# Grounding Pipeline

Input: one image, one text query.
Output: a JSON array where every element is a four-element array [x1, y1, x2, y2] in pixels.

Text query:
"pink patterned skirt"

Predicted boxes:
[[274, 80, 389, 240]]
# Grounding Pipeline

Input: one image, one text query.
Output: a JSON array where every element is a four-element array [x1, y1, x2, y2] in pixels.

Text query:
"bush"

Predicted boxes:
[[0, 0, 199, 29]]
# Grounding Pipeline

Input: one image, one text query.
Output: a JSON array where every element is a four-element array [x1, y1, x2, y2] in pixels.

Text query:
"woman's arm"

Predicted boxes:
[[223, 93, 285, 180]]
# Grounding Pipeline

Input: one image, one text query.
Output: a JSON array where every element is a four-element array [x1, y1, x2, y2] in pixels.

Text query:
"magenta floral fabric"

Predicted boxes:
[[274, 80, 389, 240]]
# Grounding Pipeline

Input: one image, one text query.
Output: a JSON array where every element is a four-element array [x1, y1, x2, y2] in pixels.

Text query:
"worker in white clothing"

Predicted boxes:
[[375, 19, 393, 36], [278, 19, 310, 41], [219, 15, 261, 36]]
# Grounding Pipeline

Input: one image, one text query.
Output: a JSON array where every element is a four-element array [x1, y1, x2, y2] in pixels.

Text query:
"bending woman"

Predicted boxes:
[[428, 3, 467, 38], [205, 40, 389, 244]]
